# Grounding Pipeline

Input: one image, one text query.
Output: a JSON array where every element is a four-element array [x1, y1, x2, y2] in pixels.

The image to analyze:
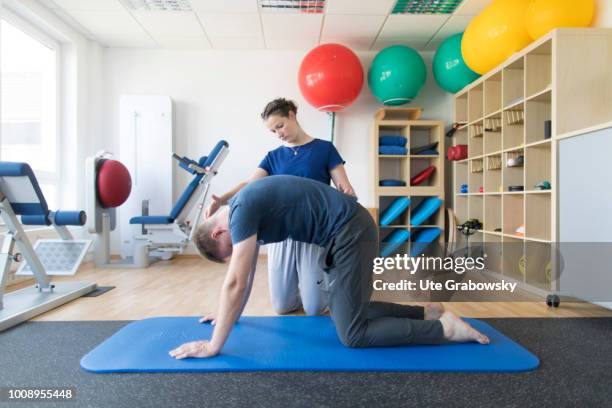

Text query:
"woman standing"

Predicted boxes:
[[205, 98, 356, 316]]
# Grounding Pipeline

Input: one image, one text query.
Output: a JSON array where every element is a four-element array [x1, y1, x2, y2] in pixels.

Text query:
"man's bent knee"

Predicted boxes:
[[337, 329, 368, 348]]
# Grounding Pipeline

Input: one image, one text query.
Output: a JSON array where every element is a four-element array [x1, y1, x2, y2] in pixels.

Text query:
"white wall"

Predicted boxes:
[[100, 50, 451, 206], [99, 49, 452, 253], [594, 0, 612, 27]]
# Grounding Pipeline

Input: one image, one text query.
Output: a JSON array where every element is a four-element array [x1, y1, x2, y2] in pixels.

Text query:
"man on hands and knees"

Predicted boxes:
[[169, 176, 488, 359]]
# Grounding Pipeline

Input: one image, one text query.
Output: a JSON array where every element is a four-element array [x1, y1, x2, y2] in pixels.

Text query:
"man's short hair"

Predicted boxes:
[[194, 219, 226, 263]]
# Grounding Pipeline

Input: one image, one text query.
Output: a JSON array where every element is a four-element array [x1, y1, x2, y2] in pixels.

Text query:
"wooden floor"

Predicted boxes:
[[8, 256, 612, 321]]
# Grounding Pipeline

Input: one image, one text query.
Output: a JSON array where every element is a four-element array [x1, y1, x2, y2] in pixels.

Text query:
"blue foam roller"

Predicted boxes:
[[21, 214, 51, 226], [379, 179, 407, 187], [380, 197, 411, 226], [379, 146, 408, 155], [80, 316, 539, 373], [410, 197, 443, 226], [411, 227, 442, 257], [379, 135, 407, 147], [380, 228, 411, 257], [52, 210, 87, 226]]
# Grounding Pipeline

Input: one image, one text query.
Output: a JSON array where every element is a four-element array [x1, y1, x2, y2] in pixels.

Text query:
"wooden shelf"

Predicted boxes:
[[525, 139, 551, 148], [485, 109, 502, 119], [524, 236, 552, 243], [504, 98, 524, 111], [481, 230, 503, 237], [526, 86, 552, 102], [374, 108, 446, 251], [504, 145, 524, 153], [449, 30, 612, 295], [375, 107, 422, 121], [503, 233, 525, 240], [455, 191, 538, 196], [453, 28, 612, 295]]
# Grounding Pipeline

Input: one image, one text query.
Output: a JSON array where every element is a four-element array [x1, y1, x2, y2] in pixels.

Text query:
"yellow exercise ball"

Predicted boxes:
[[525, 0, 595, 40], [462, 0, 532, 75]]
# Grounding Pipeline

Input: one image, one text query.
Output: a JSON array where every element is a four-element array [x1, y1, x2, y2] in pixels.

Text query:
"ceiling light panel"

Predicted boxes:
[[392, 0, 463, 14], [122, 0, 193, 11], [258, 0, 326, 14]]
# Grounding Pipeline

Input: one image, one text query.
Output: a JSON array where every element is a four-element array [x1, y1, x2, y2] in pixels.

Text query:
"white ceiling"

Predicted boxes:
[[40, 0, 490, 51]]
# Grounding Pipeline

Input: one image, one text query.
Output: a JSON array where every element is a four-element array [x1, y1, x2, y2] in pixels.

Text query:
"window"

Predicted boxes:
[[1, 13, 60, 209]]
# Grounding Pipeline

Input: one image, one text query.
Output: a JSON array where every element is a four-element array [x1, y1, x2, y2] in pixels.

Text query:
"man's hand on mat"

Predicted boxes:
[[424, 303, 444, 320], [439, 311, 490, 345], [205, 194, 223, 219], [199, 314, 216, 325], [169, 340, 219, 359]]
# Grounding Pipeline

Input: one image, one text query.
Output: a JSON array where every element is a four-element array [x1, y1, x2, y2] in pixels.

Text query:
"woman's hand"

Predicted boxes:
[[205, 194, 223, 219], [339, 184, 356, 197], [330, 165, 357, 198], [169, 340, 219, 359], [199, 313, 216, 325]]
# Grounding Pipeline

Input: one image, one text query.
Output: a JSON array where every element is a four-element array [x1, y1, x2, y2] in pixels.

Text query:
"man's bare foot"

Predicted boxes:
[[424, 302, 444, 320], [439, 311, 489, 344]]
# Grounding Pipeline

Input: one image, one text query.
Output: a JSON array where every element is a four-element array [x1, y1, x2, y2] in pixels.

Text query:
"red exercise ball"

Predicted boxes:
[[298, 43, 364, 112], [97, 159, 132, 208]]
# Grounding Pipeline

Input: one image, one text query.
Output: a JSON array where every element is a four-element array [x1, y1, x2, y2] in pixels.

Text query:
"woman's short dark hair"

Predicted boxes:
[[261, 98, 297, 120]]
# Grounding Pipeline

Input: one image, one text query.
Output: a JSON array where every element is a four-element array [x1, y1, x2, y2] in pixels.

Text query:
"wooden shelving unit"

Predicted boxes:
[[452, 28, 612, 296], [372, 108, 445, 256]]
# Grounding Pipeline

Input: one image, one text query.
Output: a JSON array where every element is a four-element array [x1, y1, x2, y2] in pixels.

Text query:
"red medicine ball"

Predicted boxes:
[[97, 159, 132, 208]]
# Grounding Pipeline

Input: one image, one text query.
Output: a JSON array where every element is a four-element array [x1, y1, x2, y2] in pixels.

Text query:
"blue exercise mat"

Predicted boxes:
[[80, 316, 539, 373]]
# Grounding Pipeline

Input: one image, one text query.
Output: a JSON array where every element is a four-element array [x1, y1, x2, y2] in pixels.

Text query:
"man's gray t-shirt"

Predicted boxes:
[[228, 175, 357, 246]]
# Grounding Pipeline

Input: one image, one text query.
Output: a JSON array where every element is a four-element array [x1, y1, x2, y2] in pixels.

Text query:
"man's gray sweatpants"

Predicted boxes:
[[321, 204, 445, 347]]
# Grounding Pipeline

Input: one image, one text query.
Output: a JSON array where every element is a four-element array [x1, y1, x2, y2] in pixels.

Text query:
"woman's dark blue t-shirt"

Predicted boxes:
[[258, 138, 344, 184]]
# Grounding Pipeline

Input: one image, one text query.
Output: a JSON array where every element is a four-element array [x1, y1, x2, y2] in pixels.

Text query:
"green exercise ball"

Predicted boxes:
[[368, 45, 426, 106], [433, 33, 480, 93]]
